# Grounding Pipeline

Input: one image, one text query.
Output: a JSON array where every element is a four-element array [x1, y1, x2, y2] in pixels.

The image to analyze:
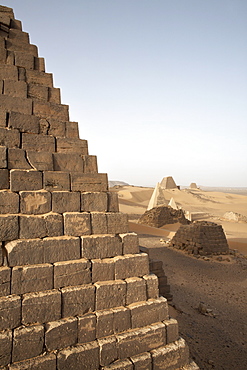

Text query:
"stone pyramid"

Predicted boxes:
[[160, 176, 177, 190], [147, 182, 168, 210], [0, 6, 198, 369]]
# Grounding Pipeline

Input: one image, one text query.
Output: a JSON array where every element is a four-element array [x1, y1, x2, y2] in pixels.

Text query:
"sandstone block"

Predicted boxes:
[[102, 359, 133, 370], [0, 329, 12, 367], [45, 317, 77, 351], [12, 263, 53, 295], [52, 191, 80, 213], [43, 236, 80, 263], [164, 318, 179, 344], [27, 151, 53, 171], [64, 212, 91, 236], [5, 239, 44, 267], [33, 101, 69, 121], [81, 191, 108, 212], [0, 108, 6, 127], [0, 95, 32, 115], [0, 169, 9, 189], [10, 169, 42, 191], [78, 313, 96, 344], [115, 253, 149, 280], [120, 233, 139, 254], [0, 39, 6, 65], [54, 259, 91, 288], [83, 155, 98, 173], [143, 274, 159, 299], [98, 336, 118, 366], [22, 133, 55, 152], [0, 294, 21, 330], [8, 148, 31, 169], [9, 353, 56, 370], [40, 118, 66, 137], [81, 234, 122, 259], [6, 38, 37, 54], [43, 171, 70, 191], [12, 325, 44, 362], [14, 51, 34, 70], [19, 215, 47, 239], [0, 242, 2, 266], [107, 212, 129, 234], [71, 173, 108, 192], [0, 127, 20, 148], [92, 258, 115, 282], [0, 266, 11, 297], [129, 298, 169, 329], [117, 323, 166, 359], [151, 338, 189, 370], [56, 137, 88, 154], [57, 341, 100, 370], [65, 121, 79, 138], [125, 277, 147, 305], [48, 87, 61, 104], [20, 191, 51, 214], [61, 284, 95, 317], [112, 306, 131, 334], [0, 191, 19, 213], [25, 70, 53, 87], [53, 152, 83, 172], [8, 29, 29, 43], [28, 83, 48, 100], [91, 212, 107, 234], [10, 18, 22, 30], [95, 280, 126, 310], [3, 79, 27, 98], [0, 65, 18, 80], [22, 289, 61, 325], [96, 309, 114, 338], [130, 352, 152, 370], [34, 57, 45, 72], [0, 215, 18, 241], [8, 111, 39, 133], [0, 146, 6, 168], [43, 213, 63, 237]]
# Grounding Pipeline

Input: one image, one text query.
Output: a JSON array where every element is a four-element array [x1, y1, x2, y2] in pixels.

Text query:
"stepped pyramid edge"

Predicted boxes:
[[0, 5, 198, 370]]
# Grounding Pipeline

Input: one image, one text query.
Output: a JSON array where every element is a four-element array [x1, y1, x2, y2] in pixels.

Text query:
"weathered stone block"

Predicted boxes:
[[0, 146, 6, 168], [43, 171, 70, 191], [130, 352, 152, 370], [102, 359, 133, 370], [83, 155, 98, 173], [81, 191, 108, 212], [96, 309, 114, 338], [19, 215, 47, 239], [56, 137, 88, 154], [22, 289, 61, 325], [53, 152, 83, 172], [57, 341, 100, 370], [0, 294, 21, 330], [107, 212, 129, 234], [5, 239, 44, 266], [6, 50, 15, 65], [120, 233, 139, 254], [151, 338, 189, 370], [0, 215, 18, 241], [0, 266, 11, 297], [14, 51, 34, 70], [78, 313, 96, 344], [8, 148, 31, 169], [27, 151, 53, 171], [48, 87, 61, 104], [0, 191, 19, 213], [98, 336, 118, 366], [8, 111, 39, 134], [43, 236, 80, 264], [112, 306, 131, 334], [52, 191, 80, 213], [28, 83, 48, 100], [95, 280, 126, 310], [45, 317, 77, 351], [125, 277, 147, 305], [3, 79, 27, 98], [71, 173, 108, 192], [92, 258, 115, 282], [143, 274, 159, 299], [0, 169, 9, 189], [43, 213, 63, 237], [0, 95, 32, 115], [0, 127, 20, 148], [10, 169, 42, 191], [64, 212, 91, 236], [10, 18, 22, 30], [81, 235, 122, 259], [25, 70, 53, 87], [129, 298, 169, 329], [40, 118, 66, 137], [0, 108, 6, 127], [164, 318, 179, 344], [117, 323, 166, 359], [12, 263, 53, 295], [61, 284, 95, 317], [115, 253, 149, 280], [54, 259, 91, 288], [0, 329, 12, 367], [33, 101, 69, 121], [34, 57, 45, 72], [20, 191, 51, 214], [8, 29, 29, 43], [12, 325, 44, 362], [22, 133, 55, 152], [9, 353, 57, 370], [66, 121, 79, 138], [0, 65, 18, 80], [91, 212, 107, 234]]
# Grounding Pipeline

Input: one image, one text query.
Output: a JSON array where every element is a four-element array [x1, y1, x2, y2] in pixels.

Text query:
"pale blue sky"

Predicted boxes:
[[3, 0, 247, 187]]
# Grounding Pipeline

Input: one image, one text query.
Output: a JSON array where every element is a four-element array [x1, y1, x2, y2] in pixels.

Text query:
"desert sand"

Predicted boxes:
[[110, 185, 247, 370]]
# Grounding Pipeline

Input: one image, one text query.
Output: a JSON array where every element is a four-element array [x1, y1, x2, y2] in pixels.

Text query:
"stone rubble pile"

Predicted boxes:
[[0, 5, 198, 369], [139, 205, 189, 228]]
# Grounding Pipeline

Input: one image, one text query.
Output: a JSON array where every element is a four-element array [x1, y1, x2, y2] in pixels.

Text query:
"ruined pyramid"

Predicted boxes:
[[147, 182, 168, 210], [0, 6, 198, 369], [160, 176, 178, 190]]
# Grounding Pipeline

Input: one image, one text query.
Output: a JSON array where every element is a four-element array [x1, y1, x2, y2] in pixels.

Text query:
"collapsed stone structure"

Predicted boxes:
[[139, 206, 189, 228], [169, 221, 229, 255], [0, 5, 198, 369]]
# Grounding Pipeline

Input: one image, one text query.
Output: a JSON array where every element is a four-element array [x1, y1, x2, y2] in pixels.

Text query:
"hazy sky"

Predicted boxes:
[[3, 0, 247, 187]]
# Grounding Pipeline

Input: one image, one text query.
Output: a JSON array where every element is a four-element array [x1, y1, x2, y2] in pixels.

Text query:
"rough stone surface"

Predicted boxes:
[[52, 191, 80, 213], [12, 264, 53, 294], [0, 266, 11, 296], [7, 148, 31, 170], [0, 330, 12, 367], [0, 294, 21, 330], [78, 313, 96, 344], [81, 235, 122, 259], [81, 192, 108, 212], [120, 233, 139, 254], [96, 309, 114, 338], [20, 191, 51, 214], [0, 190, 19, 213], [0, 214, 18, 241], [12, 325, 44, 362], [54, 259, 91, 288], [112, 306, 131, 334], [10, 169, 42, 191], [151, 338, 189, 370], [92, 258, 115, 282], [115, 253, 149, 279], [98, 336, 118, 366], [139, 205, 189, 228], [64, 212, 91, 236], [61, 284, 95, 317], [95, 280, 126, 310], [9, 353, 57, 370], [43, 171, 70, 191], [130, 352, 152, 370], [125, 277, 147, 305], [45, 317, 77, 351], [57, 341, 100, 370]]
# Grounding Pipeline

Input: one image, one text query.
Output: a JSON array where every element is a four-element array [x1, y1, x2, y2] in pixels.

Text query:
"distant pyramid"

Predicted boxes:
[[190, 183, 198, 189], [147, 182, 168, 210], [160, 176, 177, 189]]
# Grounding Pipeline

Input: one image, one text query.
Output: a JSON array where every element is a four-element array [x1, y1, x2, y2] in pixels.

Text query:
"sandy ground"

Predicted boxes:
[[111, 185, 247, 370]]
